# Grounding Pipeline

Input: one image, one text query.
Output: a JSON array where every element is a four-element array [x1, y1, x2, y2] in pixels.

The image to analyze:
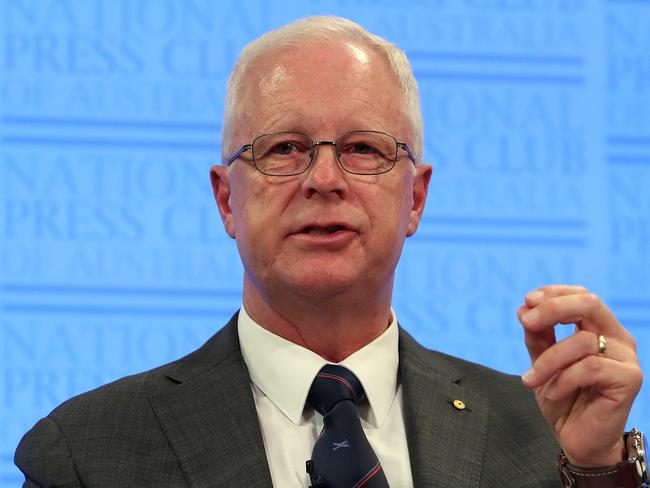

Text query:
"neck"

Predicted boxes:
[[242, 278, 393, 363]]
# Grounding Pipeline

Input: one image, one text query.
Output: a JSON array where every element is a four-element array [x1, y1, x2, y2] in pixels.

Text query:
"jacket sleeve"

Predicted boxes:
[[14, 416, 84, 488]]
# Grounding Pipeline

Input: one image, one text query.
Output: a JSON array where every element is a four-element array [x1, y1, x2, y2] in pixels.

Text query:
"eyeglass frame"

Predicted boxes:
[[224, 130, 417, 176]]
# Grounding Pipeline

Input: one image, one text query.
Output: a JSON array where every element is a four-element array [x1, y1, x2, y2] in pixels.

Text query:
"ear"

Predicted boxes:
[[210, 165, 236, 238], [406, 163, 432, 237]]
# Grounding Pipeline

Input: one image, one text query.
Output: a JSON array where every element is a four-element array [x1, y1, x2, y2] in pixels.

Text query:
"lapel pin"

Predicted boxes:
[[452, 399, 466, 410]]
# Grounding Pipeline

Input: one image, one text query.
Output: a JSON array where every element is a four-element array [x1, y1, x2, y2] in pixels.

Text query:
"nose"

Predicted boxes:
[[301, 141, 348, 198]]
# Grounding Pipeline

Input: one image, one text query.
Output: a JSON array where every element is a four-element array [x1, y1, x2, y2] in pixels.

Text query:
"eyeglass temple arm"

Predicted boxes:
[[225, 144, 253, 166], [397, 142, 417, 165]]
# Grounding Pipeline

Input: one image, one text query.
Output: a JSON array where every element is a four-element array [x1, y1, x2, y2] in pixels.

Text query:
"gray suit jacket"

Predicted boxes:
[[15, 313, 560, 487]]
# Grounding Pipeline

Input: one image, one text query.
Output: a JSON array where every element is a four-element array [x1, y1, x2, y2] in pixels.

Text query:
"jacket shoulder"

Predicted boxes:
[[416, 345, 549, 428], [15, 317, 240, 487], [48, 316, 239, 419], [400, 328, 539, 408]]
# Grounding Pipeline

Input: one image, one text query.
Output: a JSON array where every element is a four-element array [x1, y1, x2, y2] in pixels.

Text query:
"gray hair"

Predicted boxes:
[[222, 15, 423, 163]]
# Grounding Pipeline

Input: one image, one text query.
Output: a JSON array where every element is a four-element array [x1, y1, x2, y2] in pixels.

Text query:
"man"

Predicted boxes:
[[15, 16, 645, 488]]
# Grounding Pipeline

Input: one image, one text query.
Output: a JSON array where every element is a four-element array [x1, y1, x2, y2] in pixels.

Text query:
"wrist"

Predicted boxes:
[[557, 428, 649, 488], [564, 438, 626, 469]]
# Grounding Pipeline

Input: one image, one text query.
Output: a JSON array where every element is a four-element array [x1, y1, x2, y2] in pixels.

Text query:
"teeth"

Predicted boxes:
[[305, 226, 341, 235]]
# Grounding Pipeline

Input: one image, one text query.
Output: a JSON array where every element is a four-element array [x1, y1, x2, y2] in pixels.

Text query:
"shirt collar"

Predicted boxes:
[[237, 306, 399, 428]]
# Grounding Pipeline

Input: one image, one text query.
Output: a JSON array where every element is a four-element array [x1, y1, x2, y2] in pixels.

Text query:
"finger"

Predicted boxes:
[[518, 305, 556, 361], [520, 293, 625, 340], [542, 355, 643, 402], [522, 331, 634, 388], [524, 285, 588, 307]]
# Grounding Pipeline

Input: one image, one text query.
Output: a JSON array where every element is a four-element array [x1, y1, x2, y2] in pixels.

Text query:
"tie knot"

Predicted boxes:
[[307, 364, 366, 416]]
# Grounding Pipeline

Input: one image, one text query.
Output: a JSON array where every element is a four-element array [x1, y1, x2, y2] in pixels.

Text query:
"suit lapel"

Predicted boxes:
[[150, 316, 273, 488], [400, 329, 489, 488]]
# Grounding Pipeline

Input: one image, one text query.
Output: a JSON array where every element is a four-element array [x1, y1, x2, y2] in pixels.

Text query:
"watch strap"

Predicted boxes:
[[557, 452, 641, 488]]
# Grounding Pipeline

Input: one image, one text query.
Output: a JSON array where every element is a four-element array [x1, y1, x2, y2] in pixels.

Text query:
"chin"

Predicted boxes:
[[280, 271, 364, 300]]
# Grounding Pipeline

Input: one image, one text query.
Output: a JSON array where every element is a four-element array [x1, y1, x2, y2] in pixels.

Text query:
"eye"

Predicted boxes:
[[349, 142, 378, 155], [271, 142, 298, 155]]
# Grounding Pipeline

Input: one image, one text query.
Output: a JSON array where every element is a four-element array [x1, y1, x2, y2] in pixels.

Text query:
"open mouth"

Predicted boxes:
[[301, 225, 347, 236]]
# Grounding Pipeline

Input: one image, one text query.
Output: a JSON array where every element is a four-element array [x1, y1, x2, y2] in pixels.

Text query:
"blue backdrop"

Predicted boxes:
[[1, 1, 649, 485]]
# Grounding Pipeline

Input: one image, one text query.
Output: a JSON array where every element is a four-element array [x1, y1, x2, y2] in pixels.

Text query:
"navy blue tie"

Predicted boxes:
[[306, 364, 389, 488]]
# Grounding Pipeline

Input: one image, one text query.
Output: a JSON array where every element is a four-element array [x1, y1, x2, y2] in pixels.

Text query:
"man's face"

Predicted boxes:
[[212, 40, 431, 304]]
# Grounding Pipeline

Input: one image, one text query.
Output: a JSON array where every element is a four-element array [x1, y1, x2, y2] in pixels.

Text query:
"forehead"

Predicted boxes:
[[235, 39, 409, 138]]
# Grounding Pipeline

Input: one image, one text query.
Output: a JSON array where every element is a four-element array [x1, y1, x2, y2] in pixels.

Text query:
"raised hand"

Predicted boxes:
[[518, 285, 643, 467]]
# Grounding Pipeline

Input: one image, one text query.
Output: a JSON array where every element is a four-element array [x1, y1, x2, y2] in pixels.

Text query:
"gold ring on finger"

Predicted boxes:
[[598, 334, 607, 355]]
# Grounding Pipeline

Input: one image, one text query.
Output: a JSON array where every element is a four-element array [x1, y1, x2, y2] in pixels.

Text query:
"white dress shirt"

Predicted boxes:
[[238, 306, 414, 487]]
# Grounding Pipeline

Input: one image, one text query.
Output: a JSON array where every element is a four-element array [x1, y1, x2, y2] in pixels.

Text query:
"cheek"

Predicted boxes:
[[369, 183, 413, 233], [232, 199, 268, 247], [231, 200, 274, 276], [230, 180, 292, 251], [364, 198, 410, 254]]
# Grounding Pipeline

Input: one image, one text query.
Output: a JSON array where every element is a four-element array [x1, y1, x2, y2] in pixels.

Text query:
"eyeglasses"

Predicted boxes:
[[225, 130, 416, 176]]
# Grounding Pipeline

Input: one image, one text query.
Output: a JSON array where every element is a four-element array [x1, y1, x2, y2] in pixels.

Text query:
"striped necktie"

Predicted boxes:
[[306, 364, 389, 488]]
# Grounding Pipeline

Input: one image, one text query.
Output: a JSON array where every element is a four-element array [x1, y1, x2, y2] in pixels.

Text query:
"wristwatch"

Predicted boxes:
[[557, 428, 649, 488]]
